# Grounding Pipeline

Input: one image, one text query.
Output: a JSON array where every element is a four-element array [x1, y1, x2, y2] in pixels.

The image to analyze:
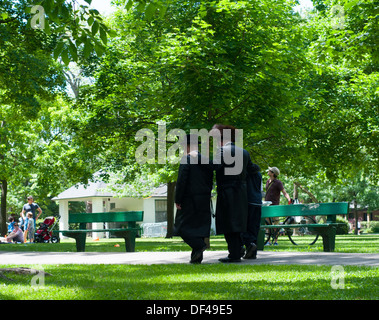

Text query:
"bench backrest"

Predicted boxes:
[[261, 202, 349, 219], [68, 211, 144, 224]]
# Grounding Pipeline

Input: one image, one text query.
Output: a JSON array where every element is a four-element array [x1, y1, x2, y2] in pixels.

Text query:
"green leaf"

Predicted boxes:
[[136, 2, 146, 13], [83, 40, 93, 59], [68, 39, 78, 61], [99, 26, 107, 45], [1, 12, 9, 20], [145, 3, 156, 21], [89, 9, 100, 15], [94, 42, 105, 57], [158, 5, 168, 18], [92, 20, 99, 35], [61, 46, 70, 65], [125, 0, 133, 11], [344, 0, 360, 10], [88, 16, 94, 26], [53, 41, 65, 60]]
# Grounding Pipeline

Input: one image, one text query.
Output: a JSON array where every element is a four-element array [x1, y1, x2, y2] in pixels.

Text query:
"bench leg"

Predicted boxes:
[[114, 230, 137, 252], [318, 226, 336, 252], [75, 234, 87, 252], [63, 232, 87, 252], [124, 230, 137, 252], [257, 227, 265, 251]]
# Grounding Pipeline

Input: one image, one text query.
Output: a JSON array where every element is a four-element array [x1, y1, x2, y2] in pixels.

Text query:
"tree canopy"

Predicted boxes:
[[1, 0, 378, 235]]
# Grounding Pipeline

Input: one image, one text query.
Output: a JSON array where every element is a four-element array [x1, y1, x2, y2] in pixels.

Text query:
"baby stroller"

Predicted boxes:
[[35, 216, 60, 243]]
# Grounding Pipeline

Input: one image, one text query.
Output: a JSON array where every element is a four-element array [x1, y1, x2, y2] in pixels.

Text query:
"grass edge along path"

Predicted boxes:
[[0, 263, 378, 300], [0, 234, 379, 253], [1, 234, 378, 300]]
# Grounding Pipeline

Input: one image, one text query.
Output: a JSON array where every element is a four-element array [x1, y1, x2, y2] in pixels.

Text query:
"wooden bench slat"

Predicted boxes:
[[56, 211, 144, 252], [257, 202, 349, 252], [261, 223, 344, 229], [262, 224, 328, 229], [68, 211, 143, 223], [56, 228, 141, 233], [261, 202, 348, 218]]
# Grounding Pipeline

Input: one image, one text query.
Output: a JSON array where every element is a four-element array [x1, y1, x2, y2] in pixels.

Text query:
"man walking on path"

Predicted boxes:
[[211, 124, 260, 263], [242, 169, 262, 259], [265, 167, 291, 206], [174, 134, 213, 264], [264, 167, 291, 245]]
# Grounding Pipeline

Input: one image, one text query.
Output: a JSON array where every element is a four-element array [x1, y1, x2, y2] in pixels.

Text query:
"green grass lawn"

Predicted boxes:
[[1, 234, 378, 300], [1, 264, 378, 300], [1, 234, 378, 253]]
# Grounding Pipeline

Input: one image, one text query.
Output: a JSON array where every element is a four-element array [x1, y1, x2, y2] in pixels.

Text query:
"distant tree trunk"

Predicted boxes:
[[165, 181, 176, 238], [353, 198, 359, 235], [293, 183, 299, 200], [0, 180, 8, 236]]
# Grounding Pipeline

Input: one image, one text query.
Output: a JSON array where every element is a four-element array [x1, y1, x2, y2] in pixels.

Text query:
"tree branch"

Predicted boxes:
[[293, 181, 319, 203]]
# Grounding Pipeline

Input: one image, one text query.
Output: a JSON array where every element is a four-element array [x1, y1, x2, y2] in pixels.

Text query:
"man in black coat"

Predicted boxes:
[[242, 170, 262, 259], [211, 124, 260, 263], [173, 134, 213, 263]]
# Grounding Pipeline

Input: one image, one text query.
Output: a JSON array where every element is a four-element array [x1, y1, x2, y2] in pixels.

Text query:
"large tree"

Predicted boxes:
[[283, 0, 379, 182], [0, 5, 62, 234], [0, 0, 105, 235], [74, 0, 308, 236], [76, 0, 308, 162]]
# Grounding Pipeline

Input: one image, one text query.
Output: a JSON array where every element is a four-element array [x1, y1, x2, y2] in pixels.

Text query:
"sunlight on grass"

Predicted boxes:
[[1, 264, 378, 300], [1, 234, 378, 300], [1, 234, 378, 253]]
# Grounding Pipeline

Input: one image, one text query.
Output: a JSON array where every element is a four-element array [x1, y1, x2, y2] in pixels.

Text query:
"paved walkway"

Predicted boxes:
[[1, 250, 378, 266]]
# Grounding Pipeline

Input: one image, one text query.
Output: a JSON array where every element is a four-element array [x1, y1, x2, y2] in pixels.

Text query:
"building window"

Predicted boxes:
[[155, 199, 167, 222]]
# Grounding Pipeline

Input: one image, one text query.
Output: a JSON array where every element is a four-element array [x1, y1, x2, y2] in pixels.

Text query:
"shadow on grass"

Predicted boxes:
[[1, 234, 378, 253], [1, 264, 378, 300]]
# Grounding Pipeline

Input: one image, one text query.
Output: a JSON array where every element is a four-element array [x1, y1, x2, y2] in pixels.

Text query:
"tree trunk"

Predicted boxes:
[[0, 179, 7, 236], [165, 181, 176, 238], [293, 183, 299, 200], [0, 268, 52, 281], [353, 198, 359, 235]]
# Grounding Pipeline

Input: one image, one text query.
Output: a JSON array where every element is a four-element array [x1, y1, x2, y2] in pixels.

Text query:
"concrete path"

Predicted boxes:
[[1, 250, 378, 266]]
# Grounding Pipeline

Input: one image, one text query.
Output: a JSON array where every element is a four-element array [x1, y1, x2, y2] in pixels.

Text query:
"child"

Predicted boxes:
[[25, 212, 35, 243], [7, 216, 15, 234]]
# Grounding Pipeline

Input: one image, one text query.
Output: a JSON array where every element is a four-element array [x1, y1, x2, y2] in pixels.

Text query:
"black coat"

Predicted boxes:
[[248, 171, 262, 205], [214, 143, 260, 235], [173, 153, 213, 238]]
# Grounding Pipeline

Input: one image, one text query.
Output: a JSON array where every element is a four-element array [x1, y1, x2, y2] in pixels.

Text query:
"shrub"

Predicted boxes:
[[336, 217, 349, 235], [362, 221, 379, 233]]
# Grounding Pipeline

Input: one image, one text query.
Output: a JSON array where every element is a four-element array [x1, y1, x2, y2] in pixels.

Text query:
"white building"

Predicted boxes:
[[52, 181, 168, 239]]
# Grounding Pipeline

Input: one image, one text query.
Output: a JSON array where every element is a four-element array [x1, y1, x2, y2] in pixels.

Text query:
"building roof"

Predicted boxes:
[[52, 180, 113, 200], [52, 181, 167, 201], [150, 184, 167, 197]]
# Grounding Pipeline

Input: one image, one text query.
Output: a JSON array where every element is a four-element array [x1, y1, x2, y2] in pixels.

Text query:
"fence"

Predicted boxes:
[[141, 222, 167, 238]]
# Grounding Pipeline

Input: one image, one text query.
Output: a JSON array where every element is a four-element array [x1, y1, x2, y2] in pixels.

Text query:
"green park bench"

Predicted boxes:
[[54, 211, 143, 252], [257, 202, 349, 252]]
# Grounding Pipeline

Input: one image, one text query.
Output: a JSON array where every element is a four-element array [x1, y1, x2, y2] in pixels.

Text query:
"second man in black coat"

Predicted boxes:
[[211, 124, 261, 263], [173, 134, 213, 264]]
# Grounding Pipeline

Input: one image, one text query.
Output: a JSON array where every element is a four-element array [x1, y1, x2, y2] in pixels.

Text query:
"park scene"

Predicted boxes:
[[0, 0, 378, 304]]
